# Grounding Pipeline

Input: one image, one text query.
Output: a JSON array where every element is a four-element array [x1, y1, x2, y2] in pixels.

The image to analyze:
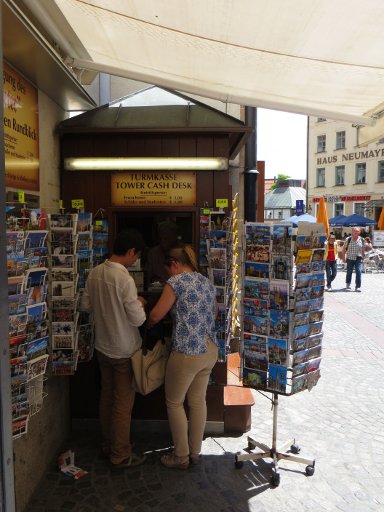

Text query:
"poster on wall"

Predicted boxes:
[[3, 62, 39, 191]]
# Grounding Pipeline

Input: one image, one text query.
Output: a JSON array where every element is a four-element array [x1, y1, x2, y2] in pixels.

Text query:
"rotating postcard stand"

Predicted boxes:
[[234, 221, 325, 486], [234, 392, 315, 486]]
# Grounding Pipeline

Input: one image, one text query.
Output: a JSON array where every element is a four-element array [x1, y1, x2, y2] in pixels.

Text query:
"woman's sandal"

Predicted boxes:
[[160, 453, 189, 470]]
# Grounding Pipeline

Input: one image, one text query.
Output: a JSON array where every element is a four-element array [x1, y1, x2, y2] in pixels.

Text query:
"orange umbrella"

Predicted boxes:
[[316, 196, 329, 237], [378, 206, 384, 230]]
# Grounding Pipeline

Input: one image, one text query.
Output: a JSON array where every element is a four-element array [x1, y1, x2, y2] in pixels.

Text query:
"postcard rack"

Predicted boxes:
[[235, 391, 315, 486], [235, 221, 326, 485]]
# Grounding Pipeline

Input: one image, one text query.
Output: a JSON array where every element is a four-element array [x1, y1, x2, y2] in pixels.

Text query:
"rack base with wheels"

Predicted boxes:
[[234, 392, 315, 486]]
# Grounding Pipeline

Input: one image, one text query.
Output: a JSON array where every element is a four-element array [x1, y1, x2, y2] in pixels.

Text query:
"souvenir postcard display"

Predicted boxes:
[[48, 212, 94, 375], [6, 207, 50, 438], [199, 207, 231, 362], [241, 222, 326, 395]]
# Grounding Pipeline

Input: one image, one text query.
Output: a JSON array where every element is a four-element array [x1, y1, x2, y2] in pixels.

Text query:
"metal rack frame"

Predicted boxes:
[[234, 392, 315, 486]]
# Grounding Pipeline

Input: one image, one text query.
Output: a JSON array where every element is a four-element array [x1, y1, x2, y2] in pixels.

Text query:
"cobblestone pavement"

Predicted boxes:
[[27, 271, 384, 512]]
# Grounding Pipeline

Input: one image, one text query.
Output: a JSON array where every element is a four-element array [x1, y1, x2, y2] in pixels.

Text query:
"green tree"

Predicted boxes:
[[270, 174, 291, 191]]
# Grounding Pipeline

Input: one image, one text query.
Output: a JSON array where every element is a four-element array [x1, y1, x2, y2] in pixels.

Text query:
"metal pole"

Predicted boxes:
[[0, 1, 17, 508], [244, 106, 258, 222]]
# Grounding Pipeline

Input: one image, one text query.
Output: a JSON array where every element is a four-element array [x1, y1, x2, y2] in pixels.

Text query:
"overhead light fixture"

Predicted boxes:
[[64, 157, 228, 171]]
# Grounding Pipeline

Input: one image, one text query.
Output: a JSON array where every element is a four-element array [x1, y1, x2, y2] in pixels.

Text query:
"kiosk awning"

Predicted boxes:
[[19, 0, 384, 129]]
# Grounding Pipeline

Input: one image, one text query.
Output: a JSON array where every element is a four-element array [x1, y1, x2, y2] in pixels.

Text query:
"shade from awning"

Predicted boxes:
[[22, 0, 384, 127]]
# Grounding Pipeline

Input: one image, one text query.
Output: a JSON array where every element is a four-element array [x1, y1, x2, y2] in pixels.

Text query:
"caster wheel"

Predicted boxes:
[[305, 465, 315, 476], [235, 459, 244, 469], [290, 443, 301, 454], [271, 471, 280, 487]]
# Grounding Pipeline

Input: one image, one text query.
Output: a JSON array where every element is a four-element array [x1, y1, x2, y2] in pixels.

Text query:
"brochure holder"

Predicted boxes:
[[235, 392, 315, 486]]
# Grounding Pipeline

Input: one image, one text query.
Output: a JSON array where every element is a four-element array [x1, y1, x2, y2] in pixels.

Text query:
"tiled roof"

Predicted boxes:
[[264, 187, 306, 209]]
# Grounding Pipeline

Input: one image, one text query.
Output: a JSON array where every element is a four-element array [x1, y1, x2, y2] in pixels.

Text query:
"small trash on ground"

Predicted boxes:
[[58, 449, 88, 480]]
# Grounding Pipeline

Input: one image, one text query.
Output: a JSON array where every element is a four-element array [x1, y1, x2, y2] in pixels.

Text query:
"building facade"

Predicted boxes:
[[308, 117, 384, 221]]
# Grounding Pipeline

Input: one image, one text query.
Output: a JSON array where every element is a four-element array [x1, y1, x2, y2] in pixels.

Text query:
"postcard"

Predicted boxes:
[[291, 373, 307, 394], [293, 323, 311, 341], [245, 223, 271, 246], [51, 254, 77, 269], [293, 312, 310, 327], [7, 257, 28, 278], [25, 268, 48, 290], [51, 281, 76, 298], [243, 350, 268, 371], [307, 345, 322, 360], [269, 309, 289, 338], [306, 369, 321, 390], [244, 315, 269, 336], [6, 230, 25, 257], [8, 293, 28, 315], [27, 354, 49, 381], [295, 262, 312, 274], [271, 255, 291, 281], [27, 284, 48, 306], [295, 249, 312, 264], [269, 280, 290, 311], [77, 323, 94, 362], [242, 367, 267, 389], [243, 334, 268, 352], [9, 313, 27, 337], [307, 357, 321, 373], [48, 213, 78, 231], [311, 285, 325, 299], [52, 333, 78, 350], [26, 336, 49, 359], [312, 248, 325, 262], [311, 260, 326, 272], [246, 245, 270, 264], [24, 231, 48, 250], [268, 364, 288, 393], [244, 261, 270, 279], [295, 287, 312, 302], [292, 361, 308, 378], [296, 235, 312, 251], [27, 302, 47, 323], [271, 224, 292, 254], [309, 310, 324, 323], [308, 298, 324, 311], [307, 333, 323, 349], [292, 349, 309, 366], [312, 273, 325, 287], [77, 212, 93, 232], [294, 300, 310, 314], [244, 277, 269, 300], [292, 337, 307, 353], [295, 273, 312, 289], [268, 338, 288, 366], [243, 298, 269, 317]]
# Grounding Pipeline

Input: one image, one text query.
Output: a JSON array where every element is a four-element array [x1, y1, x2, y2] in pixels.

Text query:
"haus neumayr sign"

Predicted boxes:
[[317, 149, 384, 165]]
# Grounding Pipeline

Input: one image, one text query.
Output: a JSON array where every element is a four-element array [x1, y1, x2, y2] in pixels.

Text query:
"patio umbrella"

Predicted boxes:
[[316, 197, 329, 237], [329, 214, 346, 226], [283, 213, 317, 225], [340, 213, 377, 227], [377, 207, 384, 230]]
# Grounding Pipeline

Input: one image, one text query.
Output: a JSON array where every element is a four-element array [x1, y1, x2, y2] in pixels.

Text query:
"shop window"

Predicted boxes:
[[334, 203, 344, 216]]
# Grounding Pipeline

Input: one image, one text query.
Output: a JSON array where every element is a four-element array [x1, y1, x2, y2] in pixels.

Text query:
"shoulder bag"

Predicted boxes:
[[131, 323, 169, 395]]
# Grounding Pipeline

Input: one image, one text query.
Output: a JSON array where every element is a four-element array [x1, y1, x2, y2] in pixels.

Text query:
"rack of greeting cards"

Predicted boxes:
[[6, 205, 50, 438], [234, 221, 326, 486], [199, 207, 231, 362], [48, 211, 96, 375]]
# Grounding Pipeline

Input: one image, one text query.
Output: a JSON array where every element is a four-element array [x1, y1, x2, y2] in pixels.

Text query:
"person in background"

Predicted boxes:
[[145, 220, 178, 284], [80, 229, 147, 468], [325, 233, 337, 291], [364, 236, 373, 254], [147, 245, 218, 469], [341, 227, 365, 292]]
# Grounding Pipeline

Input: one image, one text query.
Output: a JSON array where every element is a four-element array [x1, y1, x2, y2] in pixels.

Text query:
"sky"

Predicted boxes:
[[256, 108, 308, 180]]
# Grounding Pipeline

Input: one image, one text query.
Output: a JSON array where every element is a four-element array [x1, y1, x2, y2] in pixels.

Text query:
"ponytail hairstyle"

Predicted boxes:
[[165, 245, 199, 272]]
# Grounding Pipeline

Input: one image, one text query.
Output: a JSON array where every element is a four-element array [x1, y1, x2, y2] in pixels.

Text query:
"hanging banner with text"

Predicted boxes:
[[111, 172, 196, 206], [3, 62, 39, 191]]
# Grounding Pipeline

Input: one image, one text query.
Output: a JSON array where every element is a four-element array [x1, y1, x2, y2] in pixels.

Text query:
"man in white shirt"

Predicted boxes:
[[80, 229, 147, 468]]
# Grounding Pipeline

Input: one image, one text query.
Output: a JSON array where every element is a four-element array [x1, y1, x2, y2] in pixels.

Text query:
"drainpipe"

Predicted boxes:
[[244, 107, 258, 222]]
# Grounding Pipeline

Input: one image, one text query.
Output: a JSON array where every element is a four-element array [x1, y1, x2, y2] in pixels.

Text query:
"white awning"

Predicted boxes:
[[21, 0, 384, 128]]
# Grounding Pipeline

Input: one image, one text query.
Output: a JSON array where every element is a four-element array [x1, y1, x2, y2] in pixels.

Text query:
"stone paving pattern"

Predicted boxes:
[[27, 270, 384, 511]]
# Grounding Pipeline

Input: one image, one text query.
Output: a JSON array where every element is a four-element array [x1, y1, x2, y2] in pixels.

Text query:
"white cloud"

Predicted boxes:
[[257, 109, 308, 180]]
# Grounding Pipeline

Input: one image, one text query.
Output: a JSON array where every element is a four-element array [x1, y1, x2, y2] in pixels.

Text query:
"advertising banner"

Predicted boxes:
[[111, 171, 196, 206], [3, 62, 39, 191]]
